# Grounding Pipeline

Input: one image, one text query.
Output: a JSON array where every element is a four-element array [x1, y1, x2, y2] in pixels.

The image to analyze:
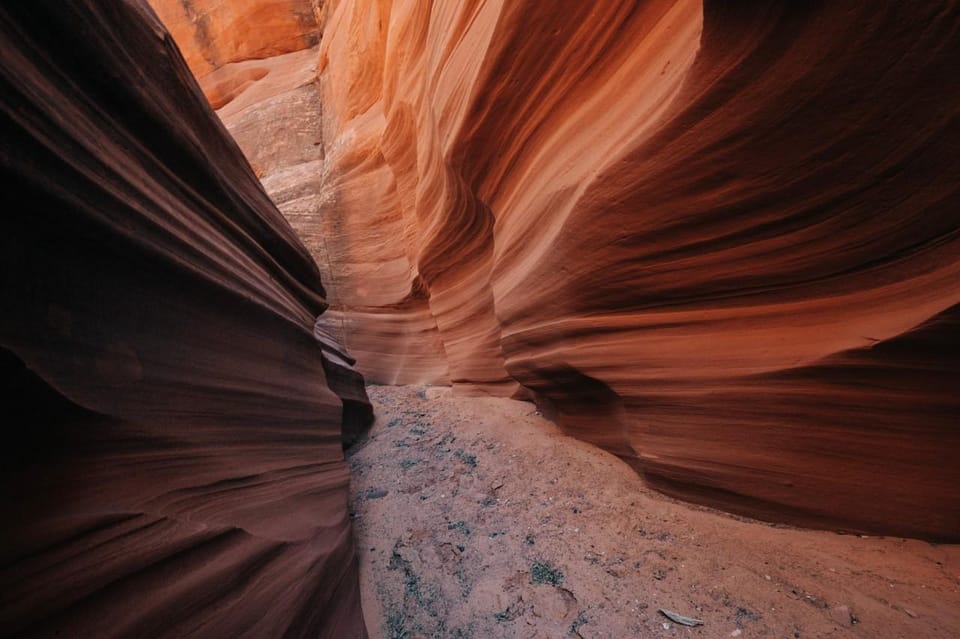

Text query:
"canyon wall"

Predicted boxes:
[[157, 0, 959, 540], [149, 0, 321, 79], [0, 1, 369, 636]]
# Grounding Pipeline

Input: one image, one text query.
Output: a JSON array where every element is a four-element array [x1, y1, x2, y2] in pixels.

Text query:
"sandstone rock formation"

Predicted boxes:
[[154, 0, 959, 541], [0, 1, 370, 636], [149, 0, 321, 79]]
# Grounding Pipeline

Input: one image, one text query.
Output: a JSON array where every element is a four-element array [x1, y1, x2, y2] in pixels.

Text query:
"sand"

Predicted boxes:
[[349, 385, 959, 638]]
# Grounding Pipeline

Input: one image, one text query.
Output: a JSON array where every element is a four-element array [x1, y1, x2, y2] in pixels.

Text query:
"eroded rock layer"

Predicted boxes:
[[149, 0, 321, 80], [318, 1, 960, 540], [0, 1, 369, 636], [156, 1, 959, 539]]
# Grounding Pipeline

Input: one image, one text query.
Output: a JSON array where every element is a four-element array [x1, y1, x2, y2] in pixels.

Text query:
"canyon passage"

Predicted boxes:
[[2, 1, 958, 638]]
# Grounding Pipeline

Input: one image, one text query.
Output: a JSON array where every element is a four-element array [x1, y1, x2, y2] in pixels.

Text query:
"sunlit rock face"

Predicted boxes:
[[316, 0, 960, 540], [0, 1, 369, 637], [149, 0, 321, 79], [159, 0, 959, 540], [314, 1, 706, 392]]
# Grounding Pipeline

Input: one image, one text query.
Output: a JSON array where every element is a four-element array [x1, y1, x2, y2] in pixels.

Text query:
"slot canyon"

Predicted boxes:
[[1, 0, 958, 637]]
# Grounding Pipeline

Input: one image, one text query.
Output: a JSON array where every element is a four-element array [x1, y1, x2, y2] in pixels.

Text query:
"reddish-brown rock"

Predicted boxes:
[[314, 0, 960, 539], [149, 0, 321, 79], [0, 1, 369, 636], [150, 1, 959, 540]]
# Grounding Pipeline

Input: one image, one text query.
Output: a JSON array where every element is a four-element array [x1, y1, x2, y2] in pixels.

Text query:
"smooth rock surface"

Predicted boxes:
[[149, 0, 321, 79], [1, 2, 369, 636], [152, 1, 960, 539], [315, 0, 960, 540]]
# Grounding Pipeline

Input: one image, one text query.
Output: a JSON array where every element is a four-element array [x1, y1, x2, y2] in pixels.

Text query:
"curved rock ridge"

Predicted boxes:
[[315, 0, 706, 391], [1, 1, 369, 637], [313, 0, 960, 539], [151, 1, 959, 538]]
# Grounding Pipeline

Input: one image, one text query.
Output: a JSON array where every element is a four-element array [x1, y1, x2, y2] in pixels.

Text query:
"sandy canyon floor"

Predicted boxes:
[[348, 386, 959, 639]]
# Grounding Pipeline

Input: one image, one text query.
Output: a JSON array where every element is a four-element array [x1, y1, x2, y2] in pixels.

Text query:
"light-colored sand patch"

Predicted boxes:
[[349, 385, 959, 638]]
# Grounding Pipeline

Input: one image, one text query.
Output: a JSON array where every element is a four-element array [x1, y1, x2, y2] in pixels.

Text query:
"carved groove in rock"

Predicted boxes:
[[164, 0, 960, 541], [4, 2, 958, 633], [1, 2, 370, 637], [149, 0, 960, 540]]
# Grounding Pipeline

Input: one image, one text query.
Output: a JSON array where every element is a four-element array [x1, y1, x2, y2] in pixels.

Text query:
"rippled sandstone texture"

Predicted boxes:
[[1, 1, 370, 636], [158, 1, 960, 540]]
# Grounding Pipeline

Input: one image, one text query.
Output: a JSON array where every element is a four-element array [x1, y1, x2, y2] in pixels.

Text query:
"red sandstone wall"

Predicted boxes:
[[316, 0, 960, 539], [146, 0, 960, 540], [0, 1, 369, 636]]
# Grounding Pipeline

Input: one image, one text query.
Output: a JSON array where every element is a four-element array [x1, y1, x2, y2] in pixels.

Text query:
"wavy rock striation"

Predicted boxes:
[[316, 1, 960, 540], [0, 1, 369, 636], [155, 0, 960, 540]]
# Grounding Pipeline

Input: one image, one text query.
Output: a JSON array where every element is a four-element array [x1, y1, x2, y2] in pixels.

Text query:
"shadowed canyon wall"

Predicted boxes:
[[156, 0, 959, 540], [1, 1, 369, 636]]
